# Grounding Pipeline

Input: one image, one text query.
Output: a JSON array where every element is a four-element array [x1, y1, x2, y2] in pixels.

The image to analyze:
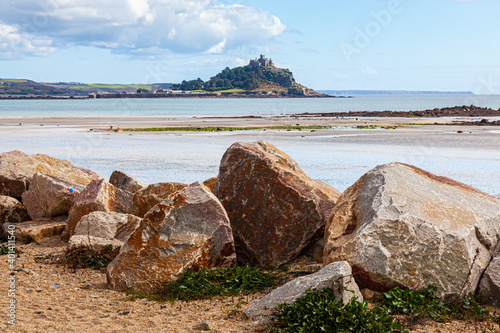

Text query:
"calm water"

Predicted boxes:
[[1, 94, 500, 118]]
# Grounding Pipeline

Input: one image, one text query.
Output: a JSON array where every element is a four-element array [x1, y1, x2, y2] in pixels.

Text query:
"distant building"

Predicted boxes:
[[249, 54, 274, 68]]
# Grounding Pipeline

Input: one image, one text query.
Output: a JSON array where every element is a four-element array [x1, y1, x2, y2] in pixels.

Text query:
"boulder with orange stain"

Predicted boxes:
[[0, 150, 99, 198], [214, 141, 340, 268], [107, 181, 236, 293], [132, 182, 187, 218], [61, 178, 134, 241], [324, 162, 500, 298]]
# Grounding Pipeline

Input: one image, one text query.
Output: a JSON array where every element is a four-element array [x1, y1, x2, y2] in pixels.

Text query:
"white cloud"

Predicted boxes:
[[0, 23, 55, 59], [0, 0, 286, 59]]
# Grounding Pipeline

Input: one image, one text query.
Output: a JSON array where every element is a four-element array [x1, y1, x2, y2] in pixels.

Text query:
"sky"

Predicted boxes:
[[0, 0, 499, 92]]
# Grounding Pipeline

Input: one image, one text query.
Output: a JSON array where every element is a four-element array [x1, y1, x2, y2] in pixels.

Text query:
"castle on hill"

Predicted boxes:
[[249, 54, 274, 68]]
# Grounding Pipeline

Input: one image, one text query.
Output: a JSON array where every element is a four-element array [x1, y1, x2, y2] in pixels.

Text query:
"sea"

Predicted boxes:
[[0, 94, 500, 118], [1, 95, 499, 195]]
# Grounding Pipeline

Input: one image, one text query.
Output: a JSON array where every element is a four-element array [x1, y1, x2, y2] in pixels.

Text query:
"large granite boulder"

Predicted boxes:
[[107, 182, 236, 293], [68, 211, 142, 251], [132, 182, 187, 218], [109, 170, 145, 193], [214, 141, 340, 268], [324, 162, 500, 298], [0, 195, 29, 224], [22, 172, 84, 220], [62, 178, 134, 241], [0, 151, 98, 198], [246, 261, 362, 324], [15, 216, 67, 244]]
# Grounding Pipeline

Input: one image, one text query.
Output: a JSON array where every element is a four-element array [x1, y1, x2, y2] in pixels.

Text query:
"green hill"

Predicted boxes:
[[0, 80, 173, 96], [172, 55, 322, 96]]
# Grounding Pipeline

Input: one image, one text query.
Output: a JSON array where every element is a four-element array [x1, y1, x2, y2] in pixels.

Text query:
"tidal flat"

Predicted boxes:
[[1, 115, 498, 195]]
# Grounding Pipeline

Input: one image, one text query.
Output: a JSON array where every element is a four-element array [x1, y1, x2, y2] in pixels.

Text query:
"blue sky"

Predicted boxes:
[[0, 0, 499, 92]]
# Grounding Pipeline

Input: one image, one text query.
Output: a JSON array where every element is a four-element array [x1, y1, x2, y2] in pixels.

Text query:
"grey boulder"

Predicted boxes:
[[324, 162, 500, 298], [246, 261, 362, 324]]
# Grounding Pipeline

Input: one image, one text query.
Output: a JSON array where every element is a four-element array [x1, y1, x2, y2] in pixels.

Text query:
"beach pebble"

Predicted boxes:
[[35, 287, 42, 292], [52, 284, 60, 289]]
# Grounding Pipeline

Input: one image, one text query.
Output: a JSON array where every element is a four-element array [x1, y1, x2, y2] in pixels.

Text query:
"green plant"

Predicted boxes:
[[0, 244, 19, 255], [153, 265, 278, 301], [64, 244, 118, 270], [379, 285, 497, 324], [270, 288, 406, 333], [0, 244, 9, 255]]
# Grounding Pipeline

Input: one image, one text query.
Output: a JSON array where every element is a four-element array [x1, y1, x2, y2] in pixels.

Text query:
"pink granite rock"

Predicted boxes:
[[107, 182, 235, 293], [62, 178, 133, 241], [214, 141, 340, 268], [0, 151, 98, 198], [22, 172, 84, 220]]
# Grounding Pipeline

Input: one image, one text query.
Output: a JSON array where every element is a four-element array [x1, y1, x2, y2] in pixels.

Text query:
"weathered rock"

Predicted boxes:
[[62, 178, 134, 241], [109, 170, 145, 193], [478, 245, 500, 307], [15, 217, 67, 244], [324, 162, 500, 298], [0, 195, 29, 224], [495, 193, 500, 199], [214, 141, 340, 268], [202, 176, 217, 193], [132, 182, 187, 218], [22, 172, 84, 220], [246, 261, 362, 324], [68, 212, 142, 251], [107, 182, 236, 293], [0, 151, 99, 198]]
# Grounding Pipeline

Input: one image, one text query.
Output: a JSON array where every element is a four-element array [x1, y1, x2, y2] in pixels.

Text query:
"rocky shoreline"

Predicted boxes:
[[1, 144, 500, 332], [295, 104, 500, 118]]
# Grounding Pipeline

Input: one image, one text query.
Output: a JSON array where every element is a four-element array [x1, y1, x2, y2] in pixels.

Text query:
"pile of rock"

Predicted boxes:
[[2, 141, 499, 312]]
